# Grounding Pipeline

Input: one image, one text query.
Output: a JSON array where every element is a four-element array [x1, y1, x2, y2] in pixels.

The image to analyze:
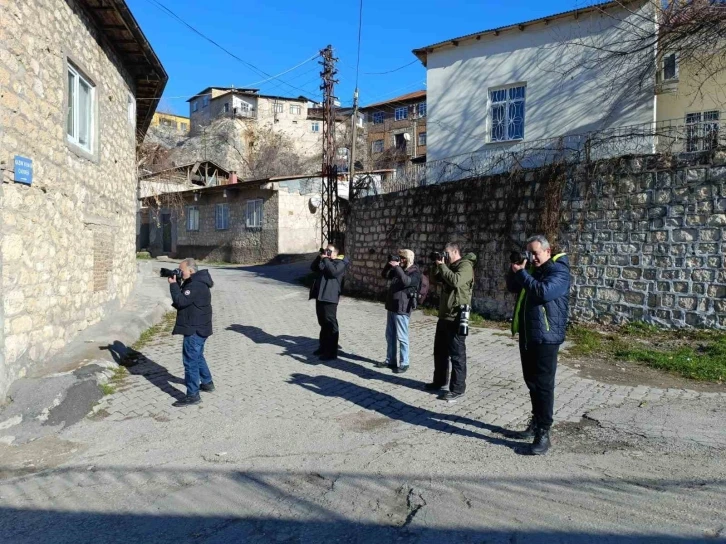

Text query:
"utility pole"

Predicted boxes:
[[349, 88, 359, 200], [320, 45, 339, 248]]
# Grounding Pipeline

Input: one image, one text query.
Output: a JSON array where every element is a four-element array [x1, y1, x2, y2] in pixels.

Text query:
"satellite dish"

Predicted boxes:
[[403, 133, 411, 141], [310, 196, 322, 209]]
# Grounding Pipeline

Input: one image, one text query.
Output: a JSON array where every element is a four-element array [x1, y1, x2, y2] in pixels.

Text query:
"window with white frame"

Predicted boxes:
[[273, 103, 284, 114], [372, 139, 384, 153], [418, 131, 427, 146], [192, 101, 198, 112], [290, 104, 302, 115], [418, 102, 427, 118], [662, 52, 678, 82], [202, 95, 210, 107], [127, 93, 135, 127], [489, 85, 526, 142], [686, 111, 720, 152], [372, 112, 384, 124], [186, 206, 199, 231], [246, 199, 263, 228], [395, 106, 408, 121], [311, 121, 320, 133], [215, 203, 230, 230], [66, 63, 95, 152]]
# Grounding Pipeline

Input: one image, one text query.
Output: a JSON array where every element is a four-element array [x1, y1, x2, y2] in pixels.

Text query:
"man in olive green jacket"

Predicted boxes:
[[427, 242, 477, 402]]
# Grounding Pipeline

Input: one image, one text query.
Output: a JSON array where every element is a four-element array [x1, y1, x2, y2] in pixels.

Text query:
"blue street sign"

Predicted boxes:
[[14, 156, 32, 185]]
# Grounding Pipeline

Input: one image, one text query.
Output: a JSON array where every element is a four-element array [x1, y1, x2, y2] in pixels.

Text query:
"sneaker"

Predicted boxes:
[[172, 395, 201, 407], [507, 417, 537, 440], [319, 354, 337, 361], [424, 382, 444, 391], [394, 366, 409, 374], [375, 361, 390, 368], [530, 428, 551, 455], [439, 391, 464, 403], [200, 381, 216, 392], [313, 348, 322, 356]]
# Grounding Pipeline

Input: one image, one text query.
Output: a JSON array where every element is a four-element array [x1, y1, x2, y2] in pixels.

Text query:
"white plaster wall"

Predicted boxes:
[[426, 1, 656, 161]]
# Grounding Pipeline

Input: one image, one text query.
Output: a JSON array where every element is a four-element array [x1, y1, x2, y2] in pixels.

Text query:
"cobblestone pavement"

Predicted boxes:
[[1, 262, 725, 543]]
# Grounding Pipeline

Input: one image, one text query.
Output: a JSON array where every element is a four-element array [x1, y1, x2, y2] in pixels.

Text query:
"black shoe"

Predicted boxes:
[[394, 366, 409, 374], [375, 361, 390, 368], [424, 382, 444, 391], [531, 428, 551, 455], [319, 354, 337, 361], [507, 417, 537, 440], [313, 349, 322, 356], [200, 381, 215, 392], [172, 395, 201, 407], [440, 391, 464, 403]]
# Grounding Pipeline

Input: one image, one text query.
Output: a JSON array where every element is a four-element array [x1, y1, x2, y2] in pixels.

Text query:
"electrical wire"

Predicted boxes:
[[142, 0, 319, 97], [239, 54, 321, 88], [355, 0, 364, 89], [363, 59, 419, 75]]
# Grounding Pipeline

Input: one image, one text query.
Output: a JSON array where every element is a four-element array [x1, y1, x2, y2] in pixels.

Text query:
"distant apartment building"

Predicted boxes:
[[150, 112, 190, 134], [360, 90, 427, 171]]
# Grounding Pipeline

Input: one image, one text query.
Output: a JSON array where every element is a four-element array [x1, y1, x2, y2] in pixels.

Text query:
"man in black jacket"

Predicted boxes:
[[377, 249, 421, 374], [309, 244, 350, 361], [169, 258, 214, 407]]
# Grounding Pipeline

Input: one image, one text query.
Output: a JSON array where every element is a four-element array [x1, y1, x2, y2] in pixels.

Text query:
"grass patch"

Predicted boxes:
[[136, 252, 151, 260], [132, 312, 176, 351], [100, 383, 116, 396], [567, 323, 726, 382], [110, 366, 128, 384]]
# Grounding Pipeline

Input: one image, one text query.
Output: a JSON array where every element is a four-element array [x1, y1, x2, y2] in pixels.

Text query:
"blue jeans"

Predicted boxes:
[[385, 312, 410, 368], [182, 334, 212, 397]]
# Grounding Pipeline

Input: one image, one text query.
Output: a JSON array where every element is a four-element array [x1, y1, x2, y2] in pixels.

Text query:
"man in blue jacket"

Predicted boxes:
[[310, 244, 350, 361], [506, 235, 570, 455], [169, 258, 214, 407]]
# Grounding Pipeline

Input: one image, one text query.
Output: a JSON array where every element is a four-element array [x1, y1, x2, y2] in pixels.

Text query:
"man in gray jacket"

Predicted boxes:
[[309, 244, 350, 361]]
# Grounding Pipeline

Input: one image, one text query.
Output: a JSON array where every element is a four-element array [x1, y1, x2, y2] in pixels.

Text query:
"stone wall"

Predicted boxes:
[[0, 0, 139, 399], [346, 154, 726, 329]]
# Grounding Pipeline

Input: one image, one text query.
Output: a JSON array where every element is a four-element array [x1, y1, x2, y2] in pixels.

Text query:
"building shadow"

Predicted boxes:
[[226, 325, 427, 391], [101, 341, 186, 401], [288, 373, 527, 453]]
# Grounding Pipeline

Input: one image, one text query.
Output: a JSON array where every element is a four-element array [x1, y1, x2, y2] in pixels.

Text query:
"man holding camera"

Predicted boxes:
[[378, 249, 421, 374], [310, 244, 350, 361], [427, 243, 477, 402], [506, 235, 570, 455], [168, 258, 214, 407]]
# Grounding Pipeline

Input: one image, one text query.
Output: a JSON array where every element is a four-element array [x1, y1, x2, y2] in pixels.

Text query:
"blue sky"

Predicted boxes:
[[127, 0, 591, 115]]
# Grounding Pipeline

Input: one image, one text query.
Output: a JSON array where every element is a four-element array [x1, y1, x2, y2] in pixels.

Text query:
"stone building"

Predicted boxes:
[[145, 175, 330, 263], [0, 0, 167, 399]]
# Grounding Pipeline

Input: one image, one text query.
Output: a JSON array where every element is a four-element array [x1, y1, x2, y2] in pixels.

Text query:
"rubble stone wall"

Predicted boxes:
[[0, 0, 139, 399], [346, 154, 726, 329]]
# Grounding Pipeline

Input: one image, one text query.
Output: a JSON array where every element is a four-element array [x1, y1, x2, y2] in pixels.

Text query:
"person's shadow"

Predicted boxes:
[[102, 341, 186, 401], [226, 324, 427, 391], [288, 373, 529, 454]]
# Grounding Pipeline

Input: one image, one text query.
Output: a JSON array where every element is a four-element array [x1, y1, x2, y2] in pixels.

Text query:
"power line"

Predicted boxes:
[[355, 0, 364, 88], [142, 0, 319, 97], [239, 53, 321, 88], [363, 59, 419, 75]]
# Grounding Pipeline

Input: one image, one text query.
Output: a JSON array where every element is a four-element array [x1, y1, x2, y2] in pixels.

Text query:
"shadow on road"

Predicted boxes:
[[226, 325, 427, 391], [289, 373, 527, 453], [0, 465, 721, 543], [102, 341, 185, 401]]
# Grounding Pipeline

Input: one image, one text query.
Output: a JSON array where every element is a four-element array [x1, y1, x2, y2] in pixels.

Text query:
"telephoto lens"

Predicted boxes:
[[458, 304, 471, 336], [388, 254, 400, 262], [509, 250, 531, 264]]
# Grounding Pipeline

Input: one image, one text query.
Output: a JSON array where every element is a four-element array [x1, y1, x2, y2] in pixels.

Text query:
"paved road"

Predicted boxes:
[[0, 262, 724, 543]]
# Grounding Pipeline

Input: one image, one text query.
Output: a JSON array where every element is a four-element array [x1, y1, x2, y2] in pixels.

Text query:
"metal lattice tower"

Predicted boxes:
[[319, 45, 339, 248]]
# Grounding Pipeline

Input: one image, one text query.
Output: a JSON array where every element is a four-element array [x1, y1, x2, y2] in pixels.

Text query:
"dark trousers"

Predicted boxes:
[[433, 319, 467, 394], [520, 342, 560, 430], [315, 301, 339, 357]]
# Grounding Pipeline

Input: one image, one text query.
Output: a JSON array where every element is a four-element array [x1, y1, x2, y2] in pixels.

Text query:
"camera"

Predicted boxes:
[[458, 304, 471, 336], [387, 254, 400, 262], [509, 250, 532, 265], [320, 248, 332, 257], [160, 267, 183, 285], [430, 251, 449, 263]]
